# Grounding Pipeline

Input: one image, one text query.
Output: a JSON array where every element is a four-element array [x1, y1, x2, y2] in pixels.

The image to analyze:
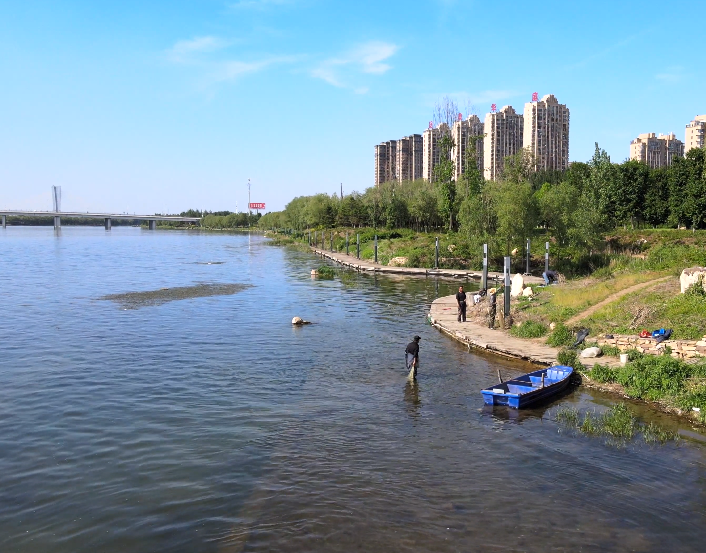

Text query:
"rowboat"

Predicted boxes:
[[481, 365, 574, 409]]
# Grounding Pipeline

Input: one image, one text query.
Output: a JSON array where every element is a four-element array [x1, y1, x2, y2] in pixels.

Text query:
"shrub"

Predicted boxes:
[[615, 355, 692, 400], [547, 323, 574, 347], [316, 265, 335, 278], [510, 320, 548, 338], [590, 363, 618, 383], [557, 348, 584, 371], [600, 345, 622, 357]]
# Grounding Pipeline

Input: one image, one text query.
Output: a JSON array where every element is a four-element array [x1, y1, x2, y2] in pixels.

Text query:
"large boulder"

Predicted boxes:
[[510, 273, 525, 297], [388, 256, 409, 267], [522, 286, 534, 297], [680, 267, 706, 293]]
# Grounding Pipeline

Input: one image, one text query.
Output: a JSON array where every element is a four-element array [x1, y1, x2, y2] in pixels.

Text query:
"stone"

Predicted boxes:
[[580, 346, 602, 358], [680, 267, 706, 293], [447, 245, 456, 253], [310, 269, 318, 276], [292, 317, 303, 325], [510, 273, 525, 297], [549, 322, 556, 330], [522, 287, 534, 297], [388, 256, 408, 267], [511, 247, 519, 256]]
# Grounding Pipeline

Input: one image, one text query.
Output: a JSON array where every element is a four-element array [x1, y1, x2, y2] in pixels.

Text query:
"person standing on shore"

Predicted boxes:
[[456, 286, 467, 322], [487, 288, 497, 329], [405, 335, 421, 379]]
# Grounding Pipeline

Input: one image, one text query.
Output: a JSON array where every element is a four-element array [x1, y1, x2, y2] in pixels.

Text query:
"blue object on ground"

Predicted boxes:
[[481, 365, 574, 409]]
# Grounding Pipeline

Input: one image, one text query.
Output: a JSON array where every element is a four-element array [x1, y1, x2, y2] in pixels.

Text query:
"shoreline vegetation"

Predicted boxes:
[[255, 142, 706, 424]]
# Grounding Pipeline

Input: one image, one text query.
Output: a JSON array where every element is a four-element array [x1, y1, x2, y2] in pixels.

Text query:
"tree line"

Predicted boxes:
[[259, 143, 706, 253]]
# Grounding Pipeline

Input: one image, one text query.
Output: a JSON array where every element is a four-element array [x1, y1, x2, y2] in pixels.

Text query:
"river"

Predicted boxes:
[[1, 227, 705, 552]]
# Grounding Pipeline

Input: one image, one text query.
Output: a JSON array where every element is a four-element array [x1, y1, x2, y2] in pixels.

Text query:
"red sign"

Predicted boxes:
[[491, 103, 497, 113], [457, 112, 462, 121], [428, 121, 433, 129], [532, 91, 538, 102], [249, 203, 265, 210]]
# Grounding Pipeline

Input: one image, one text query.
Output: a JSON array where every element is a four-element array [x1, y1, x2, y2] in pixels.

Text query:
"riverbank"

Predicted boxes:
[[311, 247, 545, 283], [430, 294, 706, 425]]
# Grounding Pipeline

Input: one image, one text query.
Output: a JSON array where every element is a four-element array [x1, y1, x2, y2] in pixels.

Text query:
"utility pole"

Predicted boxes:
[[340, 183, 343, 200], [247, 179, 251, 227]]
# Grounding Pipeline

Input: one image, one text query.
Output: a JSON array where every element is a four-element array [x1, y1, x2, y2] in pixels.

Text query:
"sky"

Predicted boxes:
[[1, 0, 704, 214]]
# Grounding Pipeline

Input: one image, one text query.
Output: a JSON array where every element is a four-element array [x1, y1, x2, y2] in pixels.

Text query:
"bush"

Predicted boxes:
[[547, 323, 574, 347], [316, 265, 335, 278], [590, 363, 618, 383], [557, 348, 584, 371], [600, 345, 622, 357], [615, 355, 693, 400], [510, 320, 549, 338]]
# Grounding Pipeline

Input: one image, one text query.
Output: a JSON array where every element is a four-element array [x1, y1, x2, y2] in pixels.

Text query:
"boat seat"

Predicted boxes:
[[507, 384, 535, 394]]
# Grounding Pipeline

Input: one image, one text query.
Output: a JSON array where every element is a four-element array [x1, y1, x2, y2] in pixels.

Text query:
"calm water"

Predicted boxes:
[[1, 227, 706, 552]]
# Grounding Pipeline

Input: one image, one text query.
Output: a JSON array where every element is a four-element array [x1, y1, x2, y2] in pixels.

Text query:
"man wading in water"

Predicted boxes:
[[405, 335, 421, 379], [456, 285, 467, 322]]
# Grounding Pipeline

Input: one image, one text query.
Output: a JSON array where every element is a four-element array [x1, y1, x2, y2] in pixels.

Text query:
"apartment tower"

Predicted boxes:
[[483, 106, 524, 181], [422, 123, 450, 182], [685, 115, 706, 154], [451, 115, 484, 182], [374, 140, 397, 187], [629, 133, 684, 169], [523, 94, 570, 172], [395, 134, 424, 182]]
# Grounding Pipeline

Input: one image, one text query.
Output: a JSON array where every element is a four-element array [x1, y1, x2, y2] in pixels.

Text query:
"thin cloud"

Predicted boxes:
[[311, 41, 399, 91], [656, 66, 688, 83], [566, 30, 650, 69], [167, 36, 230, 63], [209, 56, 297, 84]]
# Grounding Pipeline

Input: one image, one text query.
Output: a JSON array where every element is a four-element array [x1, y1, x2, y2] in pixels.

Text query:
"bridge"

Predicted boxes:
[[0, 210, 202, 230]]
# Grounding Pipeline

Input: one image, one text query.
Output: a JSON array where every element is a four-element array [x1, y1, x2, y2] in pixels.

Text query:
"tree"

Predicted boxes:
[[614, 160, 650, 228], [434, 134, 456, 230], [432, 96, 460, 129]]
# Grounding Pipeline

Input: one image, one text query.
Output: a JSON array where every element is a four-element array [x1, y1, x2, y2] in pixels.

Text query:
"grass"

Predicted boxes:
[[316, 265, 336, 278], [584, 355, 706, 415], [509, 320, 548, 338], [554, 403, 678, 445], [546, 323, 575, 347], [556, 348, 585, 371]]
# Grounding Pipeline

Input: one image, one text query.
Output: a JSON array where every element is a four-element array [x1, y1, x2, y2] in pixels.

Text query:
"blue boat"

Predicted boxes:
[[481, 365, 574, 409]]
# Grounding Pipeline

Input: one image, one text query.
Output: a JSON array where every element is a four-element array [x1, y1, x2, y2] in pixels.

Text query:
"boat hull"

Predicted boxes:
[[481, 365, 573, 409]]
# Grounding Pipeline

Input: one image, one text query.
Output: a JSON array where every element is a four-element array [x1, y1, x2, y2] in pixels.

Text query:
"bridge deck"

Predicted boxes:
[[0, 210, 201, 222]]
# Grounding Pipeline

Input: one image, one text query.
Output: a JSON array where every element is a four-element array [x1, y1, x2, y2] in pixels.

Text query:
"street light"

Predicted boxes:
[[248, 178, 251, 227]]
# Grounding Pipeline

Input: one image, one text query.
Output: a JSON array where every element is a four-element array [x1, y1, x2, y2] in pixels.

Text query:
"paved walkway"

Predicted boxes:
[[429, 294, 621, 369], [311, 247, 545, 284]]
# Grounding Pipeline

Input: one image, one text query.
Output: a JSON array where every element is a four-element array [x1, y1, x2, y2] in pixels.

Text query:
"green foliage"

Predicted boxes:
[[600, 345, 622, 357], [557, 348, 584, 371], [615, 355, 696, 401], [316, 265, 335, 278], [590, 363, 618, 383], [509, 320, 548, 338], [547, 323, 574, 347], [685, 276, 706, 298]]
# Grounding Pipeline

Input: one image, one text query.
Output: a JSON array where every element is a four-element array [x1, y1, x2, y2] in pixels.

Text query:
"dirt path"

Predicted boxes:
[[564, 276, 672, 326]]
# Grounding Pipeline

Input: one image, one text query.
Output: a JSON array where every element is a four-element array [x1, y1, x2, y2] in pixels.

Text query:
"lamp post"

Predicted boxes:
[[247, 179, 251, 227]]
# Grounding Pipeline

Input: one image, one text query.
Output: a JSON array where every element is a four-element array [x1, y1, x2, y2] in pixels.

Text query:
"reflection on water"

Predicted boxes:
[[1, 227, 706, 553]]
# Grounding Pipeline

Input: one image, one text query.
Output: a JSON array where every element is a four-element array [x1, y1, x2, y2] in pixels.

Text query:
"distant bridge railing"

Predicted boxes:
[[0, 210, 202, 230]]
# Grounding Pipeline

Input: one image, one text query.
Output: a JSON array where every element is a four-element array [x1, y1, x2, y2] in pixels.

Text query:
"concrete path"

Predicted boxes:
[[563, 276, 672, 326], [429, 294, 621, 369], [311, 247, 545, 284]]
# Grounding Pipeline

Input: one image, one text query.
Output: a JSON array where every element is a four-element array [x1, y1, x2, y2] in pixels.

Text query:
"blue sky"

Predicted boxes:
[[1, 0, 704, 214]]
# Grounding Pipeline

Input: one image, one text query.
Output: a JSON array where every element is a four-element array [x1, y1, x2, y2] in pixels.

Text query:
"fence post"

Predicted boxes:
[[545, 241, 549, 274], [482, 243, 488, 290], [435, 237, 439, 269], [330, 232, 334, 252], [357, 234, 360, 259], [374, 235, 378, 264], [504, 256, 511, 318], [526, 238, 530, 275], [346, 232, 349, 255]]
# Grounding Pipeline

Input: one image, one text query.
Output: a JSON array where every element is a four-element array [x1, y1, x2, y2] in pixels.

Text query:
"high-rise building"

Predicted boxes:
[[685, 115, 706, 154], [451, 115, 484, 182], [483, 106, 524, 181], [523, 94, 570, 172], [629, 132, 684, 169], [374, 140, 397, 187], [395, 134, 424, 182], [422, 123, 450, 182]]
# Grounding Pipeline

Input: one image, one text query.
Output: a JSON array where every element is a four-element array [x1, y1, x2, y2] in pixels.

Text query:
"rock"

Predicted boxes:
[[310, 269, 318, 276], [549, 322, 556, 330], [522, 287, 534, 297], [292, 317, 312, 325], [388, 256, 408, 267], [447, 245, 456, 253], [580, 346, 602, 358], [680, 267, 706, 293], [511, 247, 518, 256], [510, 273, 525, 297]]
